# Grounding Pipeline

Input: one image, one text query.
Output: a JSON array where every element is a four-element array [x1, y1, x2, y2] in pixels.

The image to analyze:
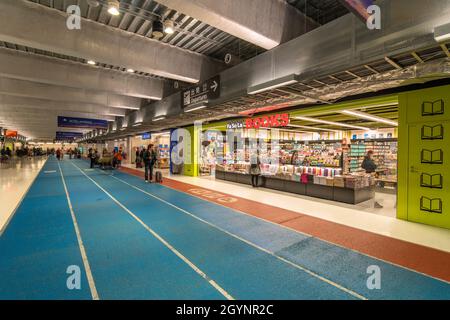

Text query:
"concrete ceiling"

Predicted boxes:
[[0, 0, 353, 141]]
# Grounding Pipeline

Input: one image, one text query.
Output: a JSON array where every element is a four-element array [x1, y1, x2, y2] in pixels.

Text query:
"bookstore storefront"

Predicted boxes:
[[184, 84, 450, 230]]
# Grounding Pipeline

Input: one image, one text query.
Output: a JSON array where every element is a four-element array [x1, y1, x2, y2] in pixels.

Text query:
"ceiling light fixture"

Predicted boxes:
[[164, 20, 175, 34], [248, 74, 299, 95], [434, 22, 450, 42], [126, 68, 135, 73], [114, 106, 140, 110], [132, 122, 143, 127], [87, 60, 96, 65], [184, 104, 208, 113], [152, 20, 164, 39], [152, 115, 166, 122], [341, 110, 398, 126], [293, 116, 370, 131], [106, 113, 125, 117], [107, 0, 120, 16]]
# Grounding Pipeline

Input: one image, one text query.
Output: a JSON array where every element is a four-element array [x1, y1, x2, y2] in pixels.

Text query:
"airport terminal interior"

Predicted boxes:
[[0, 0, 450, 302]]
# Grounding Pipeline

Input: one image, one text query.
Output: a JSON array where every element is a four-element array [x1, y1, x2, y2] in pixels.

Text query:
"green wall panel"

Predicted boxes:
[[399, 84, 450, 229]]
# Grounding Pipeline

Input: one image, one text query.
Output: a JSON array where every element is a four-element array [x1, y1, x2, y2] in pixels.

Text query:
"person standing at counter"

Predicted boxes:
[[361, 150, 383, 208], [361, 150, 377, 173]]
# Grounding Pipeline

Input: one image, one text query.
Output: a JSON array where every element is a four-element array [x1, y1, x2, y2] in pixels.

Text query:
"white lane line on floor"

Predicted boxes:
[[144, 174, 450, 286], [106, 171, 367, 300], [58, 161, 99, 300], [70, 161, 234, 300]]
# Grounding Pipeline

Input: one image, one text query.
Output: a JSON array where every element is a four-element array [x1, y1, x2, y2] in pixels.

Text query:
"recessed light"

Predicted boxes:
[[107, 0, 120, 16], [126, 68, 135, 73], [164, 20, 175, 35], [87, 60, 96, 65]]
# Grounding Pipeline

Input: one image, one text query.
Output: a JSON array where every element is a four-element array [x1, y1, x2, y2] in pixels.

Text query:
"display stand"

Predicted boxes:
[[215, 170, 375, 204]]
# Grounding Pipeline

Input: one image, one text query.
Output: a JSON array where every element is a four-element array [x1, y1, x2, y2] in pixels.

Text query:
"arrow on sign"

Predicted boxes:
[[210, 81, 218, 92]]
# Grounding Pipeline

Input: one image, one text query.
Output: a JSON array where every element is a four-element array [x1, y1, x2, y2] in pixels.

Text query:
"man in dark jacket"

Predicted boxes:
[[143, 144, 157, 183], [361, 150, 377, 173], [361, 150, 383, 208]]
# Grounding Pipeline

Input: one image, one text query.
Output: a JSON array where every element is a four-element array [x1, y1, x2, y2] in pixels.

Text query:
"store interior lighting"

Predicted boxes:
[[293, 116, 370, 131], [288, 124, 341, 133], [107, 0, 120, 16], [87, 60, 96, 65], [247, 74, 299, 95], [341, 110, 398, 126], [126, 68, 135, 73]]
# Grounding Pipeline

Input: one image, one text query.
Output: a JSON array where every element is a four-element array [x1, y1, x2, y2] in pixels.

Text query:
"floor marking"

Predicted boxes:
[[44, 170, 56, 174], [154, 174, 450, 286], [103, 170, 367, 300], [70, 161, 233, 300], [58, 161, 99, 300]]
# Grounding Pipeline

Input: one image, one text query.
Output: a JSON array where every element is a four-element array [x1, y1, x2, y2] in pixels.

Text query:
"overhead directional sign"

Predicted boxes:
[[182, 75, 220, 108], [55, 131, 83, 141], [58, 116, 108, 129]]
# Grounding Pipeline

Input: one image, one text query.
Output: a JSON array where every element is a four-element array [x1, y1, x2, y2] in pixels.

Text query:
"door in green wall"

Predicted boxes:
[[407, 121, 450, 229]]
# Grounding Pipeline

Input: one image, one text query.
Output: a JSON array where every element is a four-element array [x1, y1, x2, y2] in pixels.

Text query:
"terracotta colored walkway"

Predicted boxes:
[[120, 166, 450, 283]]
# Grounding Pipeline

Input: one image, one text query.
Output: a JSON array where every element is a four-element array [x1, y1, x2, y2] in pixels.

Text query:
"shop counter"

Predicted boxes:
[[215, 170, 374, 204]]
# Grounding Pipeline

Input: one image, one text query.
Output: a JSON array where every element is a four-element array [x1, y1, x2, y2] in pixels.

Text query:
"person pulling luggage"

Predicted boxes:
[[143, 144, 157, 183]]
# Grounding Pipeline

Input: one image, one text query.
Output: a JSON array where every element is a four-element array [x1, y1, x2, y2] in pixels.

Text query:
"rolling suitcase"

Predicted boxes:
[[155, 171, 163, 183]]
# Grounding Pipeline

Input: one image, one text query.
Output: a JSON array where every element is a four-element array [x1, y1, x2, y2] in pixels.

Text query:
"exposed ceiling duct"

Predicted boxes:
[[98, 0, 450, 140], [0, 0, 224, 83], [155, 0, 318, 49]]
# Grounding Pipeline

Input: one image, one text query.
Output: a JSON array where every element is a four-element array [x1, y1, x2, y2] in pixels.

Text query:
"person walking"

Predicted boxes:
[[135, 147, 141, 168], [56, 148, 61, 161], [143, 144, 157, 183], [115, 148, 123, 169], [89, 148, 95, 168]]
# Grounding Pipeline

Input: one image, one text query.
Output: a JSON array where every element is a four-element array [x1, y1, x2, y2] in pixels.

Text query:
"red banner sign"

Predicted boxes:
[[5, 130, 18, 138], [245, 113, 289, 129]]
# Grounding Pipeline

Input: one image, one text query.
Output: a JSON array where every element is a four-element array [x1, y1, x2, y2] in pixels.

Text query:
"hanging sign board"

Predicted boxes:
[[5, 130, 18, 138], [142, 132, 152, 140], [58, 116, 108, 129], [56, 132, 84, 141], [182, 75, 220, 108]]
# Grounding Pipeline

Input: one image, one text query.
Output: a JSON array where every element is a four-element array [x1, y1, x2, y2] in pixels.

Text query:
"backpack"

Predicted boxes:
[[155, 171, 163, 183]]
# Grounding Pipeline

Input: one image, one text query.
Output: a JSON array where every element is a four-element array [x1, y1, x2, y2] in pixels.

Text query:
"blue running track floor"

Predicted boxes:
[[1, 157, 449, 300]]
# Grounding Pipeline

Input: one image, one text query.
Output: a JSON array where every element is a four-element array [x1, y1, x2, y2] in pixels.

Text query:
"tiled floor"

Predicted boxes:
[[122, 164, 450, 253], [2, 158, 449, 299], [0, 156, 47, 234]]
